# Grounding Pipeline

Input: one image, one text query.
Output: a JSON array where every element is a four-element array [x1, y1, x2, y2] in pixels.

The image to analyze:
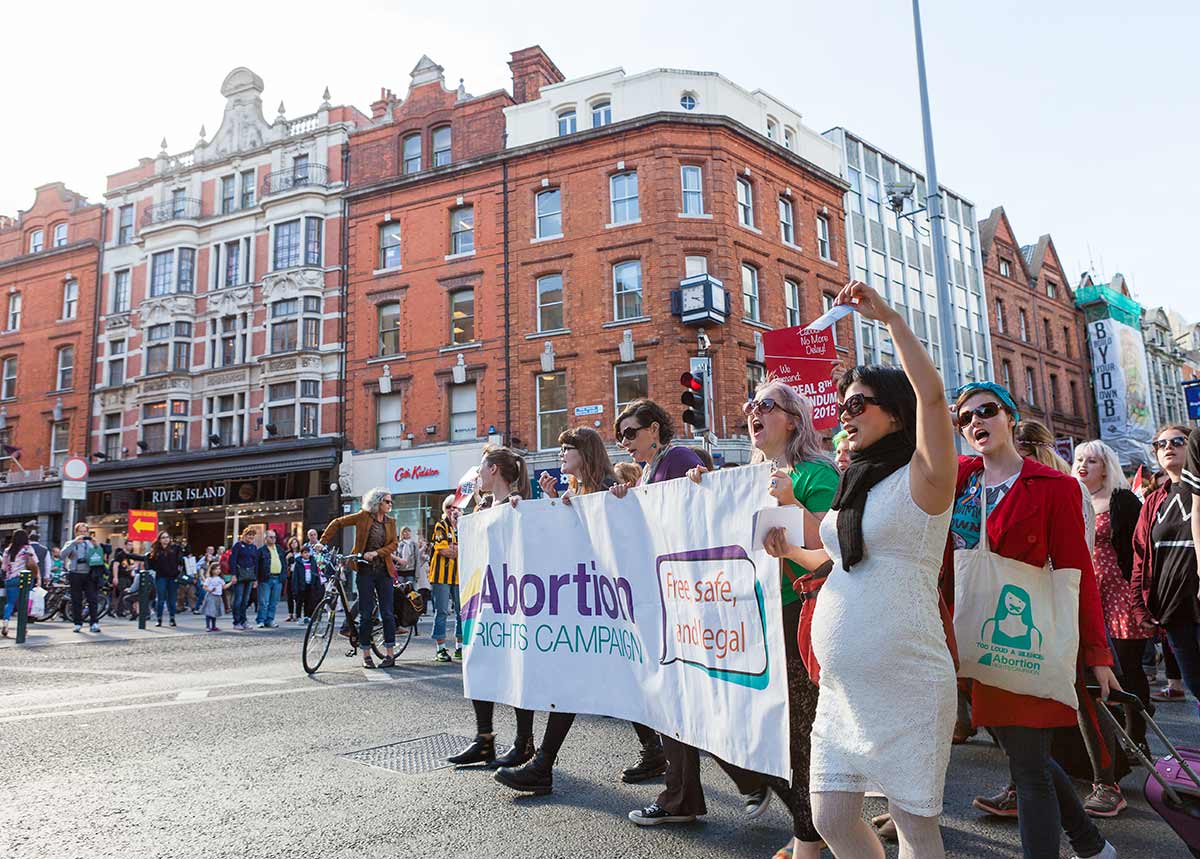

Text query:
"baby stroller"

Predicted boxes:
[[1087, 686, 1200, 857]]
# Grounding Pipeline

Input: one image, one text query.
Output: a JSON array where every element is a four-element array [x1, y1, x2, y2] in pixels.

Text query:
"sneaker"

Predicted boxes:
[[744, 786, 771, 819], [89, 624, 100, 633], [972, 785, 1018, 817], [169, 618, 176, 627], [257, 623, 268, 629], [266, 622, 278, 628], [435, 648, 452, 663], [1084, 783, 1127, 818], [628, 803, 697, 826], [1070, 841, 1116, 859], [73, 625, 82, 633], [453, 647, 463, 660], [1151, 686, 1187, 702]]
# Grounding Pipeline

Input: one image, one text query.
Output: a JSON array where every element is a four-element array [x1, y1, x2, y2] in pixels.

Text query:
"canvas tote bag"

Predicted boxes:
[[953, 487, 1081, 708]]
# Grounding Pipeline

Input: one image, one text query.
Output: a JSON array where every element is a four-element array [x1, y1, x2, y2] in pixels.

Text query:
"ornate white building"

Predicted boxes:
[[86, 68, 368, 547]]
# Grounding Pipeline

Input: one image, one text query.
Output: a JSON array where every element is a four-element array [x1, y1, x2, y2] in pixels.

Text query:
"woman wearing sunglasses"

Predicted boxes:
[[946, 382, 1118, 859], [496, 427, 627, 795], [776, 281, 958, 859], [692, 378, 838, 859], [447, 445, 538, 769], [1131, 426, 1200, 711]]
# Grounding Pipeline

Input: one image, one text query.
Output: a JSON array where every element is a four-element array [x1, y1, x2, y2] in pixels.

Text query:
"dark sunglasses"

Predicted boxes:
[[742, 397, 800, 418], [956, 402, 1005, 428], [837, 393, 882, 420], [1152, 436, 1187, 451], [618, 425, 646, 442], [381, 498, 394, 505]]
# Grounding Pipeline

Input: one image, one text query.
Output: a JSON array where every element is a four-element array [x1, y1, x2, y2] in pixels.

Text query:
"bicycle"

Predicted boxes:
[[32, 577, 110, 622], [301, 552, 415, 674]]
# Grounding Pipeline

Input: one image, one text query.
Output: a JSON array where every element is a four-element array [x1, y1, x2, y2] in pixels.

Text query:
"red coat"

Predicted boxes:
[[940, 456, 1112, 729], [1129, 484, 1170, 628]]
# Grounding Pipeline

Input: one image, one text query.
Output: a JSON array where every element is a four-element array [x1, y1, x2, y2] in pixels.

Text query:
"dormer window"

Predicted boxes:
[[766, 117, 779, 141], [591, 101, 612, 128], [557, 109, 577, 136], [783, 127, 796, 150], [28, 230, 44, 254]]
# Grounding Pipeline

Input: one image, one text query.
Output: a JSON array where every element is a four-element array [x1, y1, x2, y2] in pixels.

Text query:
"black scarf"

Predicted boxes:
[[831, 430, 914, 570]]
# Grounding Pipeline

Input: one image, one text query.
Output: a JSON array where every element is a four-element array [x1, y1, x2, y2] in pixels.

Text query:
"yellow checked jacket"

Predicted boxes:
[[428, 517, 457, 586]]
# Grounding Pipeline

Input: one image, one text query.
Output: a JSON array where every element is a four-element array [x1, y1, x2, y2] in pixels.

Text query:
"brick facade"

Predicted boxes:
[[345, 49, 851, 471], [979, 207, 1096, 448], [0, 183, 103, 476]]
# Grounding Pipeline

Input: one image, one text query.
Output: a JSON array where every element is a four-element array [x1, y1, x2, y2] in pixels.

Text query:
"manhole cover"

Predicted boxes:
[[341, 733, 474, 775]]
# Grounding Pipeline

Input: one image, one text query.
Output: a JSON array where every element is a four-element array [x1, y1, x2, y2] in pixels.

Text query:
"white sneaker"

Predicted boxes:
[[89, 624, 100, 633], [1072, 842, 1116, 859], [73, 625, 82, 633]]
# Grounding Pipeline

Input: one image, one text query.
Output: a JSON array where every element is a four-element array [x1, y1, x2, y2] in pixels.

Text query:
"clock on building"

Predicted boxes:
[[672, 273, 728, 326]]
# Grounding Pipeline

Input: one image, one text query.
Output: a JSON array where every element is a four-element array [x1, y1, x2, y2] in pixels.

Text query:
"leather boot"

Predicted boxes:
[[447, 734, 495, 766], [622, 743, 668, 783], [494, 748, 553, 795], [492, 734, 535, 768]]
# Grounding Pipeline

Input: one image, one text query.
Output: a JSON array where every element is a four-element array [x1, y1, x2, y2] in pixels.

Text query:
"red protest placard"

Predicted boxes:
[[762, 325, 840, 430]]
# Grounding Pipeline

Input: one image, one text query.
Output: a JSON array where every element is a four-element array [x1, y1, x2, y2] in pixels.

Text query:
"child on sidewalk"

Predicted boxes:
[[202, 563, 224, 631]]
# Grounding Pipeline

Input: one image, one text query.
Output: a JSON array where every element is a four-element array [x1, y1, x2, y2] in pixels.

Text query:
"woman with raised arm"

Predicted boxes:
[[447, 445, 539, 771], [802, 281, 959, 859]]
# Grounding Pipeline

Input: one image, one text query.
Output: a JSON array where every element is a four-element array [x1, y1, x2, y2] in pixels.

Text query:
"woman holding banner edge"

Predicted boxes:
[[447, 445, 539, 770], [685, 377, 838, 859]]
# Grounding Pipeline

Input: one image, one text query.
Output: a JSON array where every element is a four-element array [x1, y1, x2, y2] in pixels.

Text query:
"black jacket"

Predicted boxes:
[[1109, 487, 1142, 580], [128, 545, 184, 579]]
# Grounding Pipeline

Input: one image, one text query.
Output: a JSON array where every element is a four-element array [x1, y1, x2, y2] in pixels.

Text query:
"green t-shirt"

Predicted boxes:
[[779, 458, 839, 606]]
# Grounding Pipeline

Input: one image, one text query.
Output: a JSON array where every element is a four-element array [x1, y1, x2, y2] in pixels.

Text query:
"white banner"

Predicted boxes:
[[1087, 317, 1154, 465], [458, 464, 791, 779]]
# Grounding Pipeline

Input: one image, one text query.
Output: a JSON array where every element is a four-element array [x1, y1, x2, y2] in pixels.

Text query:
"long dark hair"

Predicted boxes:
[[559, 427, 617, 494], [613, 398, 674, 446], [482, 444, 532, 499], [148, 531, 172, 559], [5, 529, 29, 562], [837, 364, 917, 447]]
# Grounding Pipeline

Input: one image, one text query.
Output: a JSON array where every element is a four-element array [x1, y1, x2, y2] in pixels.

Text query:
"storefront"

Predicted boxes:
[[86, 438, 340, 550], [0, 478, 65, 546], [345, 442, 489, 542]]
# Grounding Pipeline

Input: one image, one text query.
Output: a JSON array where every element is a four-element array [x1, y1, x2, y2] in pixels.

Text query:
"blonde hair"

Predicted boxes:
[[1015, 420, 1070, 474], [1073, 440, 1129, 498], [240, 526, 258, 540], [614, 462, 642, 485], [749, 377, 831, 469]]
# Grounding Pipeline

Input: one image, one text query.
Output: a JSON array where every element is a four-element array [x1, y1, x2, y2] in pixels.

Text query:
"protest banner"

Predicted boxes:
[[457, 463, 790, 779], [762, 323, 840, 430]]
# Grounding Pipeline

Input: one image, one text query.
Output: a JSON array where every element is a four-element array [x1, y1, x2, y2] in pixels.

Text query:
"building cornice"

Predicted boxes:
[[0, 239, 101, 273]]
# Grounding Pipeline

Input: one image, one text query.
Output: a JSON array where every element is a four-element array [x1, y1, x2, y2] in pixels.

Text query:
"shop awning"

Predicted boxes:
[[88, 439, 341, 491], [0, 483, 63, 518]]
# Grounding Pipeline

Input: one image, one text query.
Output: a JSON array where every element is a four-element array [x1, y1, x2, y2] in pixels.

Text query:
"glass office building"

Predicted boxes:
[[823, 128, 993, 386]]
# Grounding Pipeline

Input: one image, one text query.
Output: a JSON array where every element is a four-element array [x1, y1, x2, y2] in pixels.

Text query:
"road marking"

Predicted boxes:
[[176, 689, 210, 701], [0, 671, 453, 723], [0, 666, 165, 678], [0, 675, 292, 714]]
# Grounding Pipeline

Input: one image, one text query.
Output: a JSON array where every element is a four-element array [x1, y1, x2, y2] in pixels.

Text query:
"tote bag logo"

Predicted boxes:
[[976, 583, 1045, 674]]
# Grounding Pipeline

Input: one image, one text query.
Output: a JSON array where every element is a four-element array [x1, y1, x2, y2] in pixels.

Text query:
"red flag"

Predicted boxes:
[[1130, 465, 1144, 500]]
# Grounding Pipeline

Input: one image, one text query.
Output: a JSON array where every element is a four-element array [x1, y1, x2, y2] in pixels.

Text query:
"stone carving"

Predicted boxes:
[[207, 371, 247, 387], [140, 295, 195, 326], [210, 287, 252, 317], [266, 358, 297, 373], [260, 267, 322, 303], [106, 314, 131, 330], [209, 67, 273, 158], [338, 458, 353, 495]]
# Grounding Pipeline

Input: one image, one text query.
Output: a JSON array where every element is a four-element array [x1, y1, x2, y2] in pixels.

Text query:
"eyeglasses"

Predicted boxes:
[[382, 498, 394, 505], [837, 393, 882, 420], [559, 445, 577, 455], [1152, 436, 1188, 451], [956, 402, 1004, 428], [618, 425, 646, 442], [742, 397, 801, 418]]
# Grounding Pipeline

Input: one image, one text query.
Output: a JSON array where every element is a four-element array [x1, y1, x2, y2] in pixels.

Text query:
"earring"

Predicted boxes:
[[650, 443, 658, 450]]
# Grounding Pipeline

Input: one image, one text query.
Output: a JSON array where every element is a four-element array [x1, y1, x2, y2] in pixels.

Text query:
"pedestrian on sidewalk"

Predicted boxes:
[[291, 544, 319, 621], [202, 562, 224, 631], [2, 529, 39, 638], [61, 522, 105, 633], [284, 534, 301, 622], [139, 531, 184, 628], [428, 495, 462, 663], [256, 529, 286, 628], [228, 529, 258, 630]]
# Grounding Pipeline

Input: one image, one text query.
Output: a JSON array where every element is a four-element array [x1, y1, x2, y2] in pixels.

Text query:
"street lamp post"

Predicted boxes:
[[912, 0, 961, 395]]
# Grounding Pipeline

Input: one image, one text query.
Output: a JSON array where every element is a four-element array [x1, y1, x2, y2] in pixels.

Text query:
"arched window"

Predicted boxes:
[[52, 223, 68, 247], [556, 109, 577, 136], [432, 126, 452, 167], [591, 100, 612, 128], [28, 229, 44, 254], [402, 134, 421, 174]]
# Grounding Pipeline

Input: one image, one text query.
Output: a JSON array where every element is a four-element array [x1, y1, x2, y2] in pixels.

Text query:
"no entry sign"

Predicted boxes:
[[762, 324, 840, 431]]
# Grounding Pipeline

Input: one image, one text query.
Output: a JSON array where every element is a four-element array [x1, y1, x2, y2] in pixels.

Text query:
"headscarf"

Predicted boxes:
[[956, 381, 1021, 422]]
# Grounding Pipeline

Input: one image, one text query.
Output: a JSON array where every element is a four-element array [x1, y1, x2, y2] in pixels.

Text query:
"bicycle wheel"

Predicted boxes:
[[393, 621, 414, 656], [370, 607, 387, 661], [96, 592, 111, 620], [302, 599, 336, 675]]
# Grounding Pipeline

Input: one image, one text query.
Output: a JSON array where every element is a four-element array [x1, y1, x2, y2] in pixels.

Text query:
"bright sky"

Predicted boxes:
[[7, 0, 1197, 321]]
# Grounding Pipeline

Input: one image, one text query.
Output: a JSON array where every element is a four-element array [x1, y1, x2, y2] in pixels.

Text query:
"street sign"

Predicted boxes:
[[128, 509, 159, 541], [573, 404, 604, 416], [61, 456, 89, 481], [61, 480, 87, 500]]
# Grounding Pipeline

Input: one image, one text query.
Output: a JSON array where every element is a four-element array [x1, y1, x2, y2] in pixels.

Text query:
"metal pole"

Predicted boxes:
[[14, 568, 32, 644], [912, 0, 961, 393]]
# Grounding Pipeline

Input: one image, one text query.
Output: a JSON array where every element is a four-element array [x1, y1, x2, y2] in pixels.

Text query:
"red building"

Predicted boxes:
[[979, 206, 1096, 454], [0, 183, 103, 541], [342, 48, 851, 534]]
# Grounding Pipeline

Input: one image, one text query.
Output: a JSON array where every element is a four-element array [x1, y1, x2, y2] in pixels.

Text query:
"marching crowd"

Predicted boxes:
[[3, 280, 1199, 859]]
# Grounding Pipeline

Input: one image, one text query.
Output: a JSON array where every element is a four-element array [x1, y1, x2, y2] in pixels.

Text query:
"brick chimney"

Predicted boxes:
[[370, 88, 396, 120], [508, 46, 564, 104]]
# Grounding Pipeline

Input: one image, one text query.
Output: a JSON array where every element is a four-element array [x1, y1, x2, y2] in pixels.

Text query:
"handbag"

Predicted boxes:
[[952, 484, 1081, 708], [782, 559, 831, 685], [235, 564, 257, 583]]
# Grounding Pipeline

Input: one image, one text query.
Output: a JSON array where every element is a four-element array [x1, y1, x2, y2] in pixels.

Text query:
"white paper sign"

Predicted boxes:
[[457, 464, 791, 778]]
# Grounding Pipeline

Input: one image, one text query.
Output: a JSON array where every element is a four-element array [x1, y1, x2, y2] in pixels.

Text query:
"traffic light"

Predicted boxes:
[[680, 371, 707, 431]]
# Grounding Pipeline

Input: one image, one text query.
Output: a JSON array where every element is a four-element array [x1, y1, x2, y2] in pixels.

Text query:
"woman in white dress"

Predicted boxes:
[[783, 281, 958, 859]]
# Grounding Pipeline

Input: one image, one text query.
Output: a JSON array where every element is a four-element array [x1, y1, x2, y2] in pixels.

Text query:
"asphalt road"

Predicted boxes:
[[1, 612, 1193, 859]]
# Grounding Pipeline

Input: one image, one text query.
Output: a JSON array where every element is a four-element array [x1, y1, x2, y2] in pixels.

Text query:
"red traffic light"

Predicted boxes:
[[680, 372, 702, 392]]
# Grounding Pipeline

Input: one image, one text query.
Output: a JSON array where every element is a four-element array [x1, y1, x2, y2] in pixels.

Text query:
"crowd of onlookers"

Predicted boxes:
[[1, 520, 438, 636]]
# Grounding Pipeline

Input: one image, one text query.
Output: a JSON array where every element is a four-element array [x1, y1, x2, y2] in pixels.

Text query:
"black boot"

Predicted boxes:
[[622, 742, 668, 783], [447, 734, 495, 766], [495, 748, 553, 795], [492, 735, 535, 769]]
